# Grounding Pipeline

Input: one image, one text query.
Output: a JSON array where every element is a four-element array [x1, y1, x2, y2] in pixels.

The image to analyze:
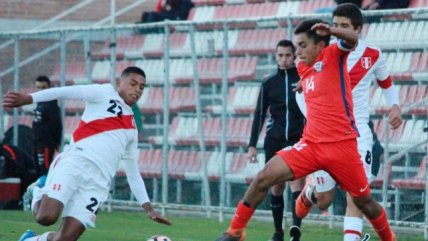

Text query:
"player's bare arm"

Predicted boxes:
[[142, 202, 173, 226], [3, 91, 33, 108], [311, 23, 358, 49], [389, 104, 403, 129]]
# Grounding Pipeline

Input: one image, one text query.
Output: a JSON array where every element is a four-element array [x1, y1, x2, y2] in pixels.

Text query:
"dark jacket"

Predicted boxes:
[[249, 66, 305, 147], [32, 100, 62, 148]]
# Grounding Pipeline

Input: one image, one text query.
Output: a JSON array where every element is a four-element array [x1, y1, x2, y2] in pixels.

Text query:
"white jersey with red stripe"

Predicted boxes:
[[31, 84, 150, 205], [347, 40, 392, 143], [69, 84, 137, 180]]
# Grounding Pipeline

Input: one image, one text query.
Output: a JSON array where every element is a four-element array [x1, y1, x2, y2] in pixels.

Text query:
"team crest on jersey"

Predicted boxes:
[[361, 57, 372, 69], [313, 61, 323, 72]]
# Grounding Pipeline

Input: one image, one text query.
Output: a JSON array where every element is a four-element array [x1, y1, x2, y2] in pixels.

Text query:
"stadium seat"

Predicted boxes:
[[64, 100, 85, 114], [137, 87, 196, 114], [409, 85, 427, 115], [51, 62, 90, 86], [183, 151, 213, 181], [370, 162, 393, 188], [176, 57, 257, 84], [206, 84, 259, 114], [152, 116, 252, 147], [91, 60, 135, 84], [92, 36, 145, 60], [230, 28, 286, 55], [63, 115, 80, 142], [391, 156, 427, 220], [5, 115, 33, 130]]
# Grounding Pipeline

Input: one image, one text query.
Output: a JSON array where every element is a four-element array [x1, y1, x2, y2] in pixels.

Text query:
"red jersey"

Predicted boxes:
[[298, 43, 358, 143]]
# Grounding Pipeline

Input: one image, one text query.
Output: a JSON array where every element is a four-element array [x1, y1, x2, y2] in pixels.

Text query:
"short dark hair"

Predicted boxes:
[[121, 66, 146, 79], [333, 3, 363, 30], [294, 19, 331, 46], [36, 75, 51, 86], [276, 39, 296, 54]]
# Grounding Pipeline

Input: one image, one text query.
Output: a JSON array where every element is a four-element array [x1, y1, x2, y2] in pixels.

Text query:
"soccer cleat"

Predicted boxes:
[[24, 175, 47, 210], [18, 229, 36, 241], [215, 229, 246, 241], [36, 175, 47, 188], [269, 231, 284, 241], [289, 226, 301, 241], [295, 186, 313, 219]]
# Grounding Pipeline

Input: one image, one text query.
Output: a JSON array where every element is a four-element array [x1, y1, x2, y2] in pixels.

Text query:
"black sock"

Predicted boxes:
[[291, 191, 302, 227], [270, 194, 284, 234]]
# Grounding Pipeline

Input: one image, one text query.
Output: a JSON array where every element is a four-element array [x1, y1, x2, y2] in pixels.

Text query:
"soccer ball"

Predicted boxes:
[[146, 235, 172, 241]]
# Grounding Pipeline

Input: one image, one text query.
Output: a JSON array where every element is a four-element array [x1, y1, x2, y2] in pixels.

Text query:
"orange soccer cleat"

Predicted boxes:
[[295, 186, 314, 219]]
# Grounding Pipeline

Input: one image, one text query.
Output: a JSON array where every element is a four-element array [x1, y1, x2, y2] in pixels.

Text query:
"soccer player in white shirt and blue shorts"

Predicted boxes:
[[294, 4, 403, 241], [3, 66, 172, 241]]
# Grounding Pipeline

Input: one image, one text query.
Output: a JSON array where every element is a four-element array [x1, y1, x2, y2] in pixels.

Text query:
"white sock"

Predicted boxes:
[[25, 232, 51, 241], [304, 184, 315, 204], [31, 186, 42, 211], [343, 216, 363, 241]]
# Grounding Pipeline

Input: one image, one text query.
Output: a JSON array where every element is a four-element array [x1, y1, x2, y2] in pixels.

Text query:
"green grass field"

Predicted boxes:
[[0, 210, 423, 241]]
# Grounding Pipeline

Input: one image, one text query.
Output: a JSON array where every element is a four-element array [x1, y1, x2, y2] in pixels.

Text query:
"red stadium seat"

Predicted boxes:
[[370, 162, 393, 188], [392, 157, 427, 190], [230, 29, 286, 55], [51, 62, 90, 86], [64, 100, 85, 114]]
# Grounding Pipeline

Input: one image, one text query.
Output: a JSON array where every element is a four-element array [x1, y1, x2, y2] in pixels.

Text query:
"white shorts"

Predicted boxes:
[[37, 153, 110, 228], [311, 138, 374, 192]]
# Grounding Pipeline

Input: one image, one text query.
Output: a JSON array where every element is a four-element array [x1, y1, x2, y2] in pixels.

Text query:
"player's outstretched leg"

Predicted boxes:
[[352, 196, 396, 241], [295, 184, 315, 219], [215, 155, 295, 241], [288, 177, 305, 241]]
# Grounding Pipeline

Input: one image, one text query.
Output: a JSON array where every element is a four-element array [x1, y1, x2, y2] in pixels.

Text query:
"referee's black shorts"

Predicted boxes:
[[264, 135, 299, 164]]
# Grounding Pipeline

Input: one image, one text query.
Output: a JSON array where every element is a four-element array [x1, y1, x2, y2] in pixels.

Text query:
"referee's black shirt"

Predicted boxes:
[[249, 66, 305, 147]]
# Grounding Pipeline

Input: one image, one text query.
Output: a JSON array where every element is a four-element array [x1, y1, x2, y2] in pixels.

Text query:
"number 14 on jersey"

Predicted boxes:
[[305, 76, 315, 93]]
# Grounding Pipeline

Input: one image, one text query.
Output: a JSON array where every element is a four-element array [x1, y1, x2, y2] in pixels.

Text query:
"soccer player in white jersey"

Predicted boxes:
[[294, 4, 403, 241], [3, 66, 172, 241]]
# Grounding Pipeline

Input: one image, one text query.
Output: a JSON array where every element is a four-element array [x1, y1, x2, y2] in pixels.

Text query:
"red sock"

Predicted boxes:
[[367, 209, 394, 241], [230, 201, 256, 230]]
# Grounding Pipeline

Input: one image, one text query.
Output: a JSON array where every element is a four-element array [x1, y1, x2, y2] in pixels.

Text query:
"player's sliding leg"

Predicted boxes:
[[344, 193, 364, 241], [19, 217, 85, 241], [216, 155, 296, 241]]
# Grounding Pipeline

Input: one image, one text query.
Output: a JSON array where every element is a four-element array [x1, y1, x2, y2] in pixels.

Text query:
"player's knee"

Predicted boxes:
[[254, 169, 272, 190], [35, 212, 59, 226], [352, 195, 376, 215], [315, 193, 333, 210]]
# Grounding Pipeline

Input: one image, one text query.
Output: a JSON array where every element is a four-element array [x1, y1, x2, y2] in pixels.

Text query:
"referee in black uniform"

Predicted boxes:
[[247, 39, 305, 241]]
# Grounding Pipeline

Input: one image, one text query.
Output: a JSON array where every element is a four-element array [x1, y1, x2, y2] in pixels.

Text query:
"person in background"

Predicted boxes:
[[32, 76, 62, 177], [363, 0, 410, 10], [140, 0, 195, 23], [247, 39, 305, 241]]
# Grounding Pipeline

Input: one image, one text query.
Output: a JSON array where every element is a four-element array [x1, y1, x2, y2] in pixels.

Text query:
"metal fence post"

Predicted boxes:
[[219, 21, 229, 222], [189, 23, 211, 218], [12, 35, 20, 147], [161, 21, 171, 216]]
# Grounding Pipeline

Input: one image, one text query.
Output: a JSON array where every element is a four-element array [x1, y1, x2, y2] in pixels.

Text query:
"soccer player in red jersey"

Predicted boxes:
[[294, 4, 403, 241], [214, 19, 395, 241]]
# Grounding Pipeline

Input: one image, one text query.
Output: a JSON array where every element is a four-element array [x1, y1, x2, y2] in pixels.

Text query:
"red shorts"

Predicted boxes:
[[276, 138, 370, 198]]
